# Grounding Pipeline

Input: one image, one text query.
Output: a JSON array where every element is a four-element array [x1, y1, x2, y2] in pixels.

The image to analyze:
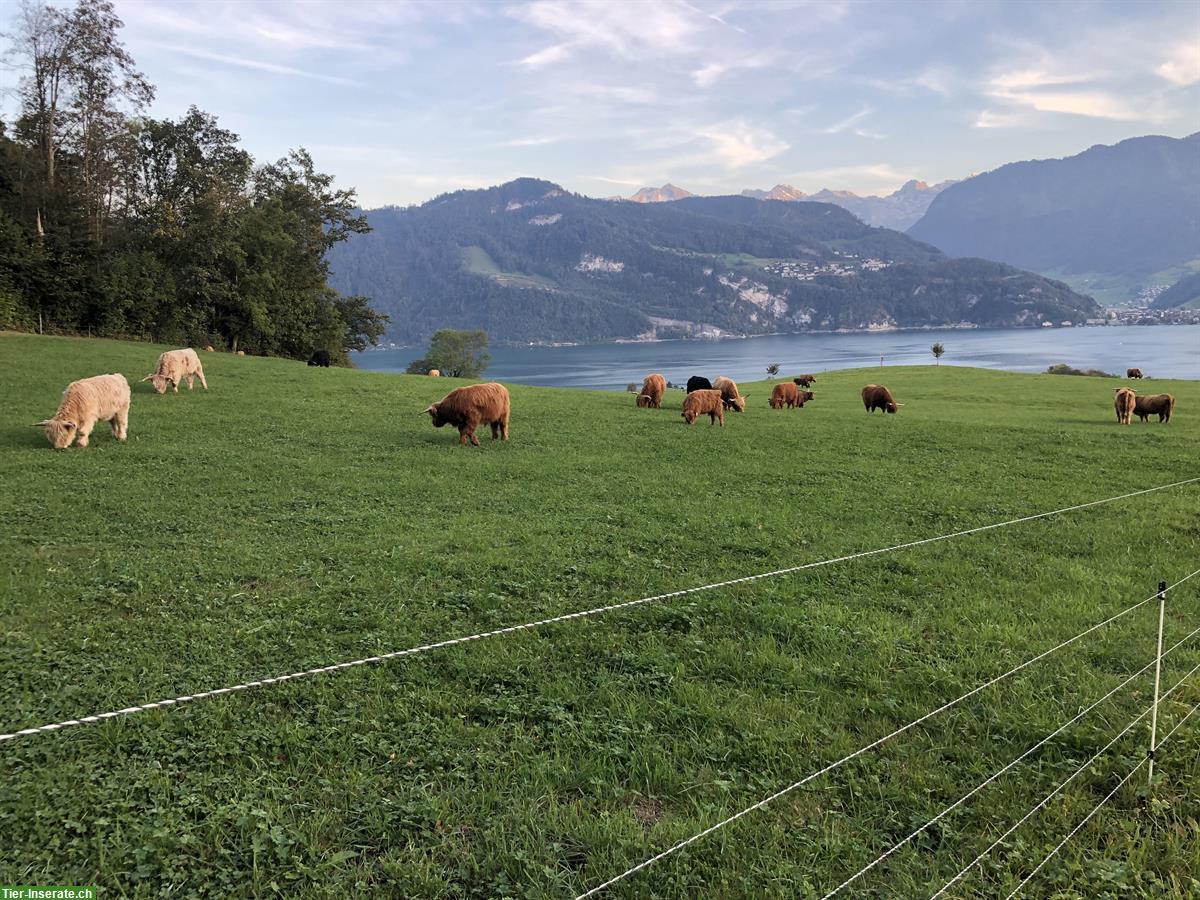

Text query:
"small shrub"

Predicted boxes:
[[1046, 363, 1117, 378]]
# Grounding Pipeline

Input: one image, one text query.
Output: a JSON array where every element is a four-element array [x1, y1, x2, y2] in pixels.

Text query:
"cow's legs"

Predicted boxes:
[[197, 367, 208, 390], [75, 423, 93, 448], [491, 422, 499, 439]]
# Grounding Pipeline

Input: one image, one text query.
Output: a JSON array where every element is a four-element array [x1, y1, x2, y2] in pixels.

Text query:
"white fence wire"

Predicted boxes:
[[4, 478, 1196, 745], [576, 567, 1200, 898]]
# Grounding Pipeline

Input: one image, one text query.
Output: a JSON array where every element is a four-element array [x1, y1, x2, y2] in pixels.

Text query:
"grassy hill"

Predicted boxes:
[[1, 333, 1198, 897]]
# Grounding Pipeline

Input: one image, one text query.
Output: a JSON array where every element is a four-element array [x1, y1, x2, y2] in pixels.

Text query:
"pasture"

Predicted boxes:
[[1, 332, 1198, 897]]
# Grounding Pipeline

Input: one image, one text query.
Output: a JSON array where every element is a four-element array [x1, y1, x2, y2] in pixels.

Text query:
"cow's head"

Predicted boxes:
[[681, 409, 697, 425], [724, 396, 746, 412], [141, 373, 171, 394], [425, 403, 446, 427], [886, 399, 899, 413], [636, 394, 651, 408], [34, 418, 76, 448]]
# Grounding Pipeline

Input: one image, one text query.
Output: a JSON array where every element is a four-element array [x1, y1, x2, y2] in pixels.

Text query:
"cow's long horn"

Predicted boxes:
[[32, 420, 52, 426]]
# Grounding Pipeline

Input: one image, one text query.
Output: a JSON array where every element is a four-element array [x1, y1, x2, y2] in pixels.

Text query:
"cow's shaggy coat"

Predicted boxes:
[[36, 373, 130, 449], [682, 389, 725, 426], [770, 383, 814, 409], [713, 376, 746, 412], [1134, 393, 1174, 423], [636, 373, 666, 409], [862, 384, 899, 414], [1114, 387, 1136, 425], [686, 376, 712, 394], [143, 349, 208, 394], [426, 383, 510, 445]]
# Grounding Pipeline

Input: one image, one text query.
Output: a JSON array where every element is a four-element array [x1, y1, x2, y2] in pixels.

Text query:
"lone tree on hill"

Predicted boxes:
[[765, 362, 781, 377], [406, 329, 491, 377], [932, 342, 945, 365]]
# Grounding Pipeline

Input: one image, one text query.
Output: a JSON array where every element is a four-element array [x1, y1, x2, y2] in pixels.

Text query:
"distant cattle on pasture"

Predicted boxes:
[[1126, 368, 1144, 379], [426, 383, 510, 446], [308, 350, 331, 367], [143, 349, 208, 394], [793, 374, 817, 387]]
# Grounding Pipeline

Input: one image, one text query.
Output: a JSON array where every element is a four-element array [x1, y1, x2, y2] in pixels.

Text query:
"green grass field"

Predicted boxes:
[[1, 333, 1198, 897]]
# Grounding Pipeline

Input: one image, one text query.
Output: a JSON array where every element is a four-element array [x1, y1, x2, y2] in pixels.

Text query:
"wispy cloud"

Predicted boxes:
[[697, 119, 788, 167], [511, 0, 700, 65], [818, 107, 872, 134], [1157, 41, 1200, 87], [149, 44, 366, 87]]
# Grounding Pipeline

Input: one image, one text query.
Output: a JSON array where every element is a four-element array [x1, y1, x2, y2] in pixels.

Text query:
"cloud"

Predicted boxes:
[[697, 120, 788, 167], [691, 53, 774, 87], [818, 107, 872, 134], [984, 62, 1147, 122], [1157, 41, 1200, 86], [511, 0, 699, 66], [148, 44, 366, 87]]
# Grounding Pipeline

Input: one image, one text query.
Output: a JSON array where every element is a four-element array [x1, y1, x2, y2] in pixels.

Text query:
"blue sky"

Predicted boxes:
[[9, 0, 1199, 207]]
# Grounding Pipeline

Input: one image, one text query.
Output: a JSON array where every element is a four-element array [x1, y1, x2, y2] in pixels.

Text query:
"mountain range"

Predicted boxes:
[[328, 178, 1098, 345], [627, 179, 954, 231], [908, 133, 1200, 299]]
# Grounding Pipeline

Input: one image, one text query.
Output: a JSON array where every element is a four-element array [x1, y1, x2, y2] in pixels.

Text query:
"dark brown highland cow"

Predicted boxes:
[[426, 383, 510, 446], [1134, 393, 1174, 423], [862, 384, 900, 414]]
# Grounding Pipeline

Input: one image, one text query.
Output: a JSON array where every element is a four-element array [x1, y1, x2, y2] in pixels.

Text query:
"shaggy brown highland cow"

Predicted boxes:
[[635, 373, 666, 409], [35, 373, 130, 449], [682, 389, 725, 426], [426, 382, 510, 446], [862, 384, 900, 414], [712, 376, 747, 412]]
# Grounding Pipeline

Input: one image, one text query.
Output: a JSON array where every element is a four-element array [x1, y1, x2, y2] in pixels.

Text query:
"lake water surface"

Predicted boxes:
[[355, 325, 1200, 390]]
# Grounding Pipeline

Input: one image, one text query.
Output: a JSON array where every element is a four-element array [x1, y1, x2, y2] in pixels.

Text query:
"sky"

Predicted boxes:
[[4, 0, 1199, 207]]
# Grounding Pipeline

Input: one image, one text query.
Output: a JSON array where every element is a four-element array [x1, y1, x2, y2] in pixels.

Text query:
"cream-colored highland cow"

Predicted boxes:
[[143, 348, 208, 394], [35, 373, 130, 449]]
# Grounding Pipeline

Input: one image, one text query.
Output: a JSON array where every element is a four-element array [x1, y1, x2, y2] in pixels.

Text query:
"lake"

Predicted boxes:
[[354, 325, 1200, 390]]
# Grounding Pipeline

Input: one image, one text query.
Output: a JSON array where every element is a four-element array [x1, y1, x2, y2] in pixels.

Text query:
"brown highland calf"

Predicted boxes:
[[682, 389, 725, 426], [1126, 368, 1144, 379], [636, 373, 666, 409], [426, 383, 510, 446]]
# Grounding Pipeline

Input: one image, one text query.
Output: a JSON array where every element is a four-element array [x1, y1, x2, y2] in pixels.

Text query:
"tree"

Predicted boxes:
[[932, 342, 945, 365], [765, 362, 780, 377], [411, 329, 490, 378]]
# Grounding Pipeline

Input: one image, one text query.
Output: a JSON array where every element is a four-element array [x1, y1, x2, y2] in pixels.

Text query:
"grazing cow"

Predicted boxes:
[[1134, 393, 1174, 423], [1126, 368, 1144, 379], [862, 384, 900, 414], [636, 373, 666, 409], [1114, 387, 1136, 425], [236, 350, 246, 357], [771, 383, 814, 408], [426, 382, 510, 446], [428, 369, 441, 377], [142, 348, 208, 394], [308, 350, 332, 367], [686, 375, 713, 393], [712, 376, 747, 412], [793, 374, 817, 387], [203, 345, 215, 352], [681, 389, 725, 426], [35, 374, 130, 449]]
